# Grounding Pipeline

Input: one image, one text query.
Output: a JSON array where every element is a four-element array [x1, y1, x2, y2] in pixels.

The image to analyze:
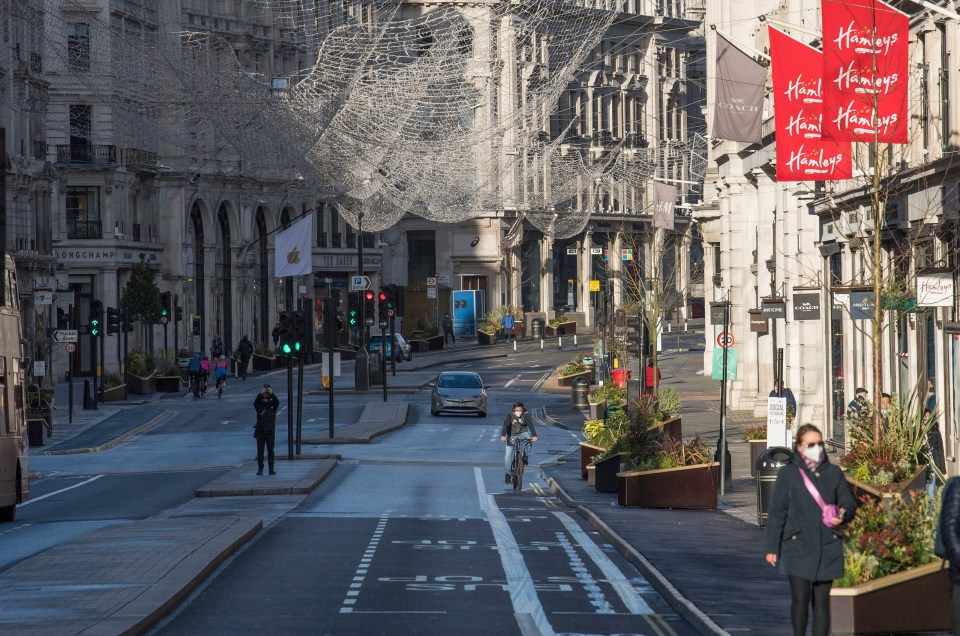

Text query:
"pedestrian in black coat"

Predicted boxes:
[[939, 476, 960, 633], [765, 424, 858, 636], [253, 384, 280, 475]]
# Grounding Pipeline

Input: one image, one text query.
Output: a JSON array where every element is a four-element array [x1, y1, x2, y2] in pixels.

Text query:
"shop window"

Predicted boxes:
[[66, 186, 101, 239]]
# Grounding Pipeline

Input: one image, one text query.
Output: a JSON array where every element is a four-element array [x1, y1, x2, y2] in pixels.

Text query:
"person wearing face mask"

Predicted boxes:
[[765, 424, 858, 636], [500, 402, 537, 484]]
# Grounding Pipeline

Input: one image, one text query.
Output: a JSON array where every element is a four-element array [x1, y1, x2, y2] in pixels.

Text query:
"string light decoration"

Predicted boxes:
[[9, 1, 704, 237]]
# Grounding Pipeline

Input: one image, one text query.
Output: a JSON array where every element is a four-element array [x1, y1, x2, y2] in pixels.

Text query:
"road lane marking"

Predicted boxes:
[[504, 375, 521, 387], [474, 468, 556, 636], [339, 512, 388, 614], [554, 530, 615, 614], [530, 372, 550, 392], [553, 511, 654, 615], [18, 475, 104, 507]]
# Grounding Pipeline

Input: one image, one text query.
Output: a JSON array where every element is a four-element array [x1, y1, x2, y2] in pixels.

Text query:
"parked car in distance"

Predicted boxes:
[[368, 334, 413, 362], [429, 371, 488, 417]]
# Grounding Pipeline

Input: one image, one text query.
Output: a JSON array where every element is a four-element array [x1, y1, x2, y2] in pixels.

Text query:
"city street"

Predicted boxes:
[[2, 342, 697, 635]]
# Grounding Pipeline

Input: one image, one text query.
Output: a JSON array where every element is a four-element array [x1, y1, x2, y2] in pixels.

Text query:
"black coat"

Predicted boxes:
[[501, 411, 536, 438], [254, 392, 280, 435], [764, 452, 858, 582], [941, 477, 960, 584]]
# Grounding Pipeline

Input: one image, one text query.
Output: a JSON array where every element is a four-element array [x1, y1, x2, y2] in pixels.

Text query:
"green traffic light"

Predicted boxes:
[[294, 341, 301, 351], [161, 309, 168, 317]]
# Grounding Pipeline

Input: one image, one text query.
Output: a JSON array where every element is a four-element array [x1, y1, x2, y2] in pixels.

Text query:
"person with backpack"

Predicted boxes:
[[236, 335, 254, 380], [211, 334, 224, 359]]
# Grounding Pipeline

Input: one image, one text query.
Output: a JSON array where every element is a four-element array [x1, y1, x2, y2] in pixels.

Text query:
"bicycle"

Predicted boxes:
[[189, 373, 203, 400], [216, 376, 225, 399], [509, 436, 526, 491]]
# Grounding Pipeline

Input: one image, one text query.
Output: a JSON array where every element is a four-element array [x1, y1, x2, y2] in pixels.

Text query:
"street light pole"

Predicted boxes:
[[357, 211, 365, 349]]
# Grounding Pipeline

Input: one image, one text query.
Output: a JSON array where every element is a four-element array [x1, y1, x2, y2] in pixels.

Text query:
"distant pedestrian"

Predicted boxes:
[[236, 335, 254, 380], [211, 334, 225, 359], [253, 384, 280, 475], [769, 380, 797, 421], [442, 313, 455, 345], [765, 424, 858, 636], [271, 322, 280, 347], [501, 310, 515, 341], [936, 476, 960, 633], [925, 409, 947, 484], [846, 387, 869, 421]]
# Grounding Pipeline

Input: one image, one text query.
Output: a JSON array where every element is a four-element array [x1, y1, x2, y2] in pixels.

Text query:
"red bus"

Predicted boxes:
[[0, 256, 28, 521]]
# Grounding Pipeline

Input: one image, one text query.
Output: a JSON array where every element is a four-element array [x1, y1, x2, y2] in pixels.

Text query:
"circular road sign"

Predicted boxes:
[[65, 343, 77, 353], [717, 332, 734, 349], [387, 309, 395, 317], [160, 316, 168, 325]]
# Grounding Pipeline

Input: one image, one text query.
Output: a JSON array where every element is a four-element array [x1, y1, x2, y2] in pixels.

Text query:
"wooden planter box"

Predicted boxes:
[[251, 355, 274, 372], [847, 465, 929, 508], [126, 372, 156, 395], [587, 401, 606, 420], [100, 384, 127, 402], [748, 439, 767, 477], [830, 560, 950, 635], [155, 375, 182, 393], [557, 370, 591, 387], [594, 452, 631, 493], [579, 441, 605, 479], [409, 340, 430, 353], [427, 335, 445, 350], [477, 331, 497, 345], [618, 463, 719, 509], [654, 415, 682, 444], [545, 322, 576, 337]]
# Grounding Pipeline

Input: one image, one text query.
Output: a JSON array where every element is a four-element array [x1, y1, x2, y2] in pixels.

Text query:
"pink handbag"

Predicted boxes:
[[799, 468, 839, 528]]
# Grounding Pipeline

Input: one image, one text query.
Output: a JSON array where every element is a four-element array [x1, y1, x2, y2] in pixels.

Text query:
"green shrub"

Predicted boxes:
[[589, 383, 626, 405], [126, 350, 154, 377], [656, 387, 681, 418], [743, 424, 767, 441]]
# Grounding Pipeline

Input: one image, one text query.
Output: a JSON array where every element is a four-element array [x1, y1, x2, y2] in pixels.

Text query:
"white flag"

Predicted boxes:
[[274, 215, 313, 277]]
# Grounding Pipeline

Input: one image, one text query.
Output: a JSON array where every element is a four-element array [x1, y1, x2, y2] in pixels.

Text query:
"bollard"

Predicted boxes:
[[558, 336, 562, 350], [540, 339, 544, 351], [513, 339, 517, 352], [668, 323, 672, 333], [573, 334, 578, 346]]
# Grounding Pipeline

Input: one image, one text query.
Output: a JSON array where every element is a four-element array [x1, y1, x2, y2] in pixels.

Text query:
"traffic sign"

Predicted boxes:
[[387, 309, 395, 317], [65, 343, 77, 353], [717, 332, 734, 348], [589, 279, 600, 292], [350, 275, 371, 291], [160, 316, 168, 325], [426, 277, 437, 287], [52, 329, 78, 343]]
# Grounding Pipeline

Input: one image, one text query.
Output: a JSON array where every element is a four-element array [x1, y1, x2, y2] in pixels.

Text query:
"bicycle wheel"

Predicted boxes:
[[511, 443, 524, 491]]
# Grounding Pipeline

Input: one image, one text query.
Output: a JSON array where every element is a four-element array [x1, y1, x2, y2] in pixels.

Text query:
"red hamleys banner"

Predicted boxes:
[[821, 0, 908, 143], [769, 27, 852, 181]]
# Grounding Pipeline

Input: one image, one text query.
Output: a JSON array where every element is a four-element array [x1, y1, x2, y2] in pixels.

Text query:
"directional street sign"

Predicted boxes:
[[52, 329, 79, 343], [350, 275, 371, 291]]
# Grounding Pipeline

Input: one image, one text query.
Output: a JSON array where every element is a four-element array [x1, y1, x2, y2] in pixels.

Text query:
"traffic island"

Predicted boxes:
[[302, 401, 409, 444], [195, 459, 337, 497]]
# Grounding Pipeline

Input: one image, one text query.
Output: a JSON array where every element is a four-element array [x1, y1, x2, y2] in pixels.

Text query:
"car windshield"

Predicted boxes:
[[438, 374, 481, 389]]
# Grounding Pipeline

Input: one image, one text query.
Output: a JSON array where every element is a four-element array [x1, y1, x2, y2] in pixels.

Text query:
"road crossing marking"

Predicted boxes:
[[339, 512, 389, 614], [552, 512, 653, 615], [19, 475, 104, 507], [530, 372, 551, 392], [474, 467, 556, 636]]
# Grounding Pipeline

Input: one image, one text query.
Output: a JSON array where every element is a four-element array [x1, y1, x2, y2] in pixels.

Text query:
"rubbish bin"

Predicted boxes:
[[605, 404, 623, 419], [582, 356, 595, 384], [27, 419, 44, 447], [368, 350, 383, 386], [531, 318, 545, 340], [756, 446, 793, 527], [571, 377, 589, 410], [354, 348, 369, 391], [610, 368, 632, 389]]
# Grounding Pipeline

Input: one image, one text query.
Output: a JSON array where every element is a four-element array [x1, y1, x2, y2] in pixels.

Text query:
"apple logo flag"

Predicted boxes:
[[274, 215, 314, 278]]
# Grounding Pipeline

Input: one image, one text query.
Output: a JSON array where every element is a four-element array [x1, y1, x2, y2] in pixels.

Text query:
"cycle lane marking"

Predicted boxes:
[[474, 467, 556, 636], [18, 475, 104, 507], [339, 511, 389, 614], [552, 511, 654, 615]]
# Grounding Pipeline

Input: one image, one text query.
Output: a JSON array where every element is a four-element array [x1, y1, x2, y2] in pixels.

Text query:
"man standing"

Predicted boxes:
[[253, 384, 280, 475], [442, 313, 455, 345], [501, 310, 515, 341], [769, 380, 797, 421], [236, 335, 254, 380], [210, 333, 224, 359], [846, 387, 869, 421]]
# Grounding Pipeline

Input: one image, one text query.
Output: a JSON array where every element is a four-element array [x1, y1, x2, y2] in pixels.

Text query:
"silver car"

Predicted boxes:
[[430, 371, 488, 417]]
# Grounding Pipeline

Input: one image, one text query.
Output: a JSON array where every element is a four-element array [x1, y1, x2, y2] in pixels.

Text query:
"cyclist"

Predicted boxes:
[[211, 333, 225, 360], [500, 401, 537, 484], [187, 353, 203, 396], [214, 355, 230, 393], [199, 355, 211, 395]]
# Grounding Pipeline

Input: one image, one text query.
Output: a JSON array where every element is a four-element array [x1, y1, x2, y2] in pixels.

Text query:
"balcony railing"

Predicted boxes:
[[123, 148, 158, 170], [67, 219, 102, 240], [57, 144, 117, 165]]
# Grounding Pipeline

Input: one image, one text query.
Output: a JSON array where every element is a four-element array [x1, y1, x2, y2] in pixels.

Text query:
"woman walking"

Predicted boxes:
[[765, 424, 857, 636]]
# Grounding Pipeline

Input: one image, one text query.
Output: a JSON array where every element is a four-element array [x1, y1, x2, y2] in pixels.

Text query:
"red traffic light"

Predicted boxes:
[[378, 292, 387, 301], [364, 291, 375, 301]]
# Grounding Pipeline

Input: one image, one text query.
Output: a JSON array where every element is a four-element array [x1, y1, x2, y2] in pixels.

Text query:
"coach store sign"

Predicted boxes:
[[792, 292, 821, 321]]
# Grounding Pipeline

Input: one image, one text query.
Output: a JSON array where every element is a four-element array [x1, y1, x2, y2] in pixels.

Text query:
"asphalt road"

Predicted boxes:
[[5, 344, 697, 635]]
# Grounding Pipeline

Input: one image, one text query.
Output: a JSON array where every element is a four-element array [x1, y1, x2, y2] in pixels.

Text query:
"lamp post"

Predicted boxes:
[[766, 257, 778, 390]]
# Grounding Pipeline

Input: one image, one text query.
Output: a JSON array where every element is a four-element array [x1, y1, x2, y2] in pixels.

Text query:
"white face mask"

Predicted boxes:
[[514, 411, 523, 417], [802, 444, 823, 463]]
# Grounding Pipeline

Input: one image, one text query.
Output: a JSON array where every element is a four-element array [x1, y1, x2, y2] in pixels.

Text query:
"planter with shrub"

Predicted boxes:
[[125, 351, 156, 395], [744, 424, 768, 477]]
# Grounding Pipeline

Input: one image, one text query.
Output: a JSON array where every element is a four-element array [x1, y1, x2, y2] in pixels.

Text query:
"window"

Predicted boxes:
[[68, 23, 90, 72], [316, 206, 326, 247], [66, 186, 101, 239], [345, 222, 356, 249], [407, 230, 436, 285], [330, 209, 341, 248]]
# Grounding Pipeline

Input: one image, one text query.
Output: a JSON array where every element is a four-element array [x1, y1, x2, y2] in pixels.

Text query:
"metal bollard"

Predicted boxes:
[[540, 339, 544, 351], [558, 336, 562, 350], [573, 334, 578, 346], [513, 339, 517, 352]]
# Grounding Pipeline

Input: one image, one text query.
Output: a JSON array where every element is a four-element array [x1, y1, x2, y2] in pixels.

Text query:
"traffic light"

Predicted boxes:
[[88, 300, 103, 337], [292, 310, 307, 355], [384, 285, 397, 314], [363, 290, 375, 326], [160, 292, 171, 320], [377, 288, 388, 318], [626, 316, 641, 356], [392, 284, 405, 317], [347, 299, 359, 327], [175, 305, 183, 322], [123, 312, 134, 333], [106, 307, 120, 334], [278, 311, 295, 356]]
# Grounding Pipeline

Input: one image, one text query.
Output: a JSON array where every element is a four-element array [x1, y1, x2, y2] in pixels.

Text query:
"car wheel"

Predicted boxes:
[[479, 410, 487, 418], [406, 352, 413, 361], [431, 409, 440, 417]]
